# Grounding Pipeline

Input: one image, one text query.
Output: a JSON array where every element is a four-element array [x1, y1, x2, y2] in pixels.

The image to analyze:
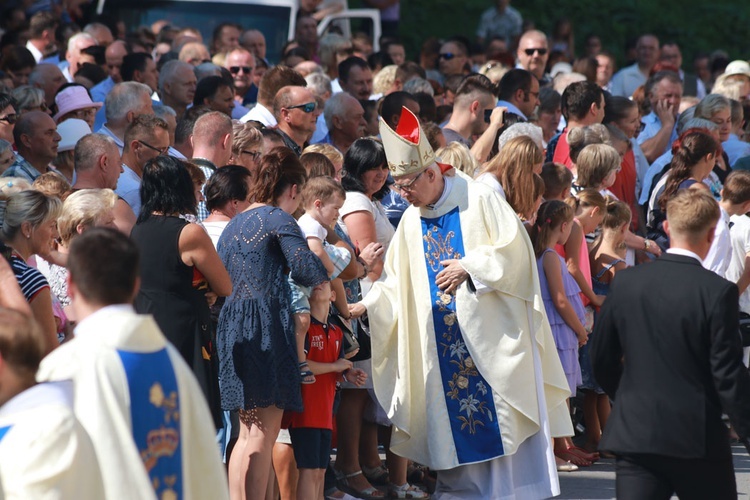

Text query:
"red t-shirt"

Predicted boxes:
[[552, 129, 573, 168], [287, 318, 343, 430], [609, 149, 639, 231]]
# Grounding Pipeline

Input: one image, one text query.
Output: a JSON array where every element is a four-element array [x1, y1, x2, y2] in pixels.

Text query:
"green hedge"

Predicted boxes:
[[354, 0, 750, 65]]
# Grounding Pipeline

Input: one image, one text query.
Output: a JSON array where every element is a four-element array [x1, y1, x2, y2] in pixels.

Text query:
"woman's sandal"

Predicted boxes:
[[299, 362, 315, 384], [554, 449, 592, 467], [388, 482, 430, 499], [337, 470, 385, 499], [362, 463, 390, 485]]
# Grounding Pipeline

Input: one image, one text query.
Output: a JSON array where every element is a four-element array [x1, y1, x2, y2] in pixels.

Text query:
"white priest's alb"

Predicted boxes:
[[0, 381, 106, 499], [37, 305, 229, 500], [362, 175, 573, 499]]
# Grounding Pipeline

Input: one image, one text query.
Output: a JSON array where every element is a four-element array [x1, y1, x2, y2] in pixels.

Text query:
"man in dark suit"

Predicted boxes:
[[591, 189, 750, 499]]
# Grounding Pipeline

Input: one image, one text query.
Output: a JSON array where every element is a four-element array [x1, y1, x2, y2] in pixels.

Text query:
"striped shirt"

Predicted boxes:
[[10, 254, 49, 302]]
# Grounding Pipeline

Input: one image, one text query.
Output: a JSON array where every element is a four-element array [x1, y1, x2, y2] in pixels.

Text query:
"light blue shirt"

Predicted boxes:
[[609, 63, 648, 98], [310, 113, 328, 144], [637, 111, 678, 159], [115, 164, 141, 217], [97, 125, 124, 154], [496, 100, 527, 120], [639, 150, 672, 205], [723, 134, 750, 167]]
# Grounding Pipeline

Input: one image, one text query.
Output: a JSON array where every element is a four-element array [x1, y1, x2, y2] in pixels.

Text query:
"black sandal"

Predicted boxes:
[[299, 362, 315, 384]]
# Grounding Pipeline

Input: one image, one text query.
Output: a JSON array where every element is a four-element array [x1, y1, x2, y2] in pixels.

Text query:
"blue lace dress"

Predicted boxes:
[[217, 205, 328, 411]]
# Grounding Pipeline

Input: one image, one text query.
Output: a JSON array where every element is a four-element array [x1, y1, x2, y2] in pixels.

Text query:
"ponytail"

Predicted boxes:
[[530, 200, 574, 258], [659, 130, 719, 211]]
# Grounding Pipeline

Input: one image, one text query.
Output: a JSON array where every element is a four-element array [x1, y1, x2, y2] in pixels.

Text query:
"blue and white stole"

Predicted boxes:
[[421, 206, 504, 464], [118, 349, 183, 498]]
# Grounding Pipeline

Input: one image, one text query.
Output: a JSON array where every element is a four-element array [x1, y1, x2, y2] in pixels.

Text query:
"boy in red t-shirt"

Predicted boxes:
[[288, 281, 367, 499]]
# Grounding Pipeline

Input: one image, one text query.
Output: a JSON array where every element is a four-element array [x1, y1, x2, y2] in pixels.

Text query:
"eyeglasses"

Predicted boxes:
[[229, 66, 253, 75], [138, 140, 169, 156], [393, 170, 425, 192], [439, 53, 456, 60], [241, 150, 261, 160], [286, 102, 317, 113], [524, 48, 548, 56], [0, 113, 18, 124]]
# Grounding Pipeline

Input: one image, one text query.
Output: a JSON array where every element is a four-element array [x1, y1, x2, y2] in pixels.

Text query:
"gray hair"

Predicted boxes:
[[676, 106, 697, 134], [159, 60, 193, 94], [694, 94, 731, 121], [305, 72, 332, 99], [324, 92, 357, 131], [67, 32, 97, 55], [153, 104, 177, 120], [10, 86, 45, 112], [29, 64, 61, 87], [194, 62, 222, 82], [74, 133, 118, 172], [567, 124, 611, 163], [681, 117, 718, 132], [497, 123, 544, 152], [403, 77, 434, 96], [104, 82, 152, 124], [318, 34, 351, 73]]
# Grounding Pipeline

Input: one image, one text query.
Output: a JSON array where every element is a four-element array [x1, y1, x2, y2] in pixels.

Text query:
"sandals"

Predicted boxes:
[[337, 470, 385, 499], [388, 483, 430, 499], [554, 449, 592, 467], [362, 463, 390, 485], [299, 362, 315, 384]]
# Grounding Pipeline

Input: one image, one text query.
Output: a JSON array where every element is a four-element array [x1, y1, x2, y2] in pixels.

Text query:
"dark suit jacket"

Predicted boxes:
[[591, 252, 750, 460]]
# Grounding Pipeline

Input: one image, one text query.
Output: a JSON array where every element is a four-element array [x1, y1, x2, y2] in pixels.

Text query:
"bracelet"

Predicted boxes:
[[644, 239, 651, 250], [342, 369, 349, 382], [357, 257, 369, 279]]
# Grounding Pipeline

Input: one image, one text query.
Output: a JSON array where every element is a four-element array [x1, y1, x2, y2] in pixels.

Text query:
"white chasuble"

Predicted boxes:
[[362, 176, 572, 491]]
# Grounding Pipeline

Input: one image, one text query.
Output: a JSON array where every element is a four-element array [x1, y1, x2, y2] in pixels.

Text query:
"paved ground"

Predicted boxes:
[[557, 444, 750, 499]]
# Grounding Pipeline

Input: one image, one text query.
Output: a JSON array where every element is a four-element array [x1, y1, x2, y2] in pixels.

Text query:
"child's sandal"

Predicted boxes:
[[299, 362, 315, 384]]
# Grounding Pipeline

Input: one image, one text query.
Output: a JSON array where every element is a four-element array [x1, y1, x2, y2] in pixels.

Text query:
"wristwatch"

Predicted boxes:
[[644, 239, 652, 251], [357, 257, 369, 279]]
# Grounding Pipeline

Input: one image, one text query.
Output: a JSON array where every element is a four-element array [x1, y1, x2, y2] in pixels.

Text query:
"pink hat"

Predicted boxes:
[[53, 85, 102, 122]]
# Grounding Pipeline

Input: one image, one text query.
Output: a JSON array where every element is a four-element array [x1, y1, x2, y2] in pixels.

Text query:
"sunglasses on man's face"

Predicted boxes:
[[286, 102, 317, 113], [0, 113, 18, 125], [524, 48, 548, 56], [439, 53, 456, 60], [229, 66, 253, 75]]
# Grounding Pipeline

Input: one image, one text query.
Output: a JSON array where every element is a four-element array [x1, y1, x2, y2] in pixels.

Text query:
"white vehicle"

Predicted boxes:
[[97, 0, 380, 62]]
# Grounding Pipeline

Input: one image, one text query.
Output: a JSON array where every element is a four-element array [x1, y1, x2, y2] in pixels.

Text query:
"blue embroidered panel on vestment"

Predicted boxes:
[[117, 349, 183, 498], [0, 425, 11, 443], [421, 207, 504, 464]]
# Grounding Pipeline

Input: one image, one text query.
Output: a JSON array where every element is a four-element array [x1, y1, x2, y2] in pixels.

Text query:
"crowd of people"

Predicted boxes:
[[2, 0, 750, 499]]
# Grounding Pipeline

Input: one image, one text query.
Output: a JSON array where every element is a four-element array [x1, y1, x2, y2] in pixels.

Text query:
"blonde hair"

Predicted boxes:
[[57, 189, 118, 246], [712, 78, 745, 101], [301, 175, 345, 209], [32, 172, 72, 201], [436, 142, 480, 177], [0, 190, 62, 243], [576, 144, 621, 188], [566, 188, 606, 214], [489, 136, 544, 219], [666, 189, 720, 242], [303, 143, 343, 167], [231, 120, 264, 156], [602, 196, 631, 230], [372, 64, 397, 95]]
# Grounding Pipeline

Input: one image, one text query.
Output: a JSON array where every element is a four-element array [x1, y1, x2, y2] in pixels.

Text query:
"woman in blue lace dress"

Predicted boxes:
[[217, 147, 328, 500]]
